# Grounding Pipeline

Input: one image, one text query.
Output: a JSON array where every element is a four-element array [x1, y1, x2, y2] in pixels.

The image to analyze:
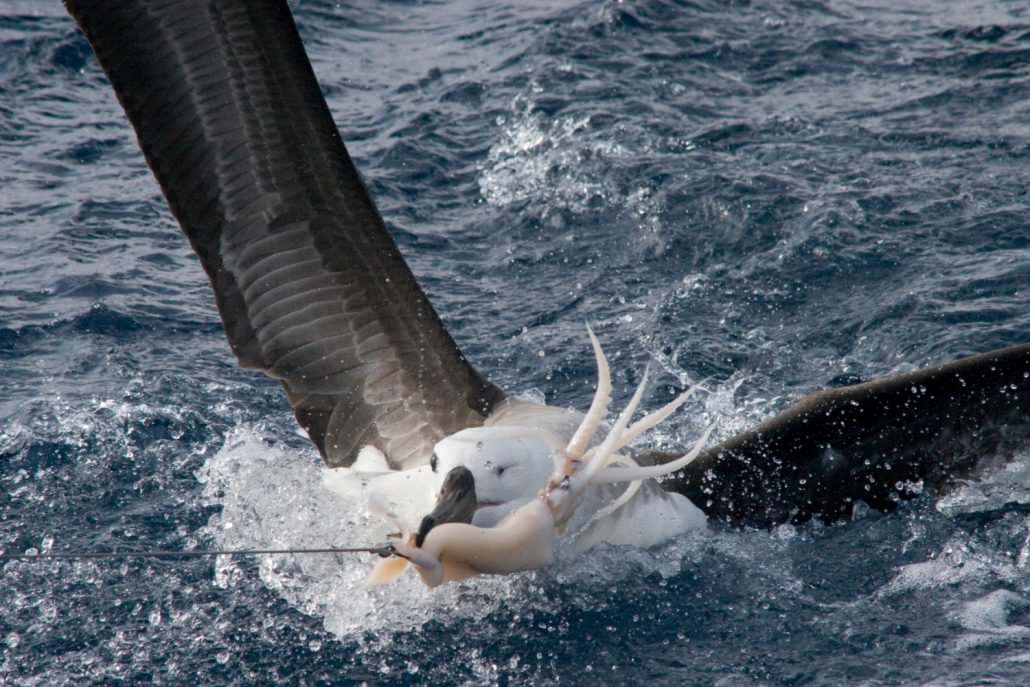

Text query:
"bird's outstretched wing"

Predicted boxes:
[[65, 0, 504, 468], [660, 342, 1030, 527]]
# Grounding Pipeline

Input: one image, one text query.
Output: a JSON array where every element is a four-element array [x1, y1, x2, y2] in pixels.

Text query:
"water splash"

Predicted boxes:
[[195, 426, 718, 644]]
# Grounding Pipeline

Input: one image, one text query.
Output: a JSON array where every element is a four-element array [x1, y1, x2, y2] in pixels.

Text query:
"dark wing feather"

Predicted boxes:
[[65, 0, 504, 468], [663, 342, 1030, 527]]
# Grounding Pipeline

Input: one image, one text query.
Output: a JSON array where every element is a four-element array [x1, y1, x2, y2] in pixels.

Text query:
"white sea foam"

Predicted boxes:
[[478, 96, 628, 214], [879, 536, 1023, 598], [935, 450, 1030, 517], [476, 89, 666, 256], [953, 589, 1030, 651]]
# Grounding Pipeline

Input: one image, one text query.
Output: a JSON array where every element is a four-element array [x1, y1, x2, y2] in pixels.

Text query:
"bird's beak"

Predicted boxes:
[[414, 466, 477, 546]]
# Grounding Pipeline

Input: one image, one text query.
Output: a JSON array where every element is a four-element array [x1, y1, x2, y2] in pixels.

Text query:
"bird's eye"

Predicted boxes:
[[495, 466, 506, 477], [430, 452, 438, 472]]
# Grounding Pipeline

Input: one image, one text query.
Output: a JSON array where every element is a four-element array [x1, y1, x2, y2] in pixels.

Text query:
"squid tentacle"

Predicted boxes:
[[564, 326, 611, 461], [577, 364, 651, 485], [589, 425, 715, 484]]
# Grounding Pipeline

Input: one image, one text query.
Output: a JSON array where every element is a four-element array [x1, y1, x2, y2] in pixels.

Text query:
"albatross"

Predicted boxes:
[[64, 0, 1030, 586]]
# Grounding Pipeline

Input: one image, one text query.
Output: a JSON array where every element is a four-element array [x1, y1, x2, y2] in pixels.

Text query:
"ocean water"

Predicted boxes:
[[2, 0, 1030, 684]]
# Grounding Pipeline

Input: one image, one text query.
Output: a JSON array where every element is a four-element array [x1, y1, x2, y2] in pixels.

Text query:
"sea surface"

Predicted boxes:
[[3, 0, 1030, 684]]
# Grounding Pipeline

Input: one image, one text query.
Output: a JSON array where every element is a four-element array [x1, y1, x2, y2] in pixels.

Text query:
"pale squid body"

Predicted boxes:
[[355, 329, 712, 588]]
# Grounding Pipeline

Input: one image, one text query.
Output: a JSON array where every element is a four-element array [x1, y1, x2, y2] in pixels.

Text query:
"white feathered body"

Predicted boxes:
[[323, 397, 705, 559]]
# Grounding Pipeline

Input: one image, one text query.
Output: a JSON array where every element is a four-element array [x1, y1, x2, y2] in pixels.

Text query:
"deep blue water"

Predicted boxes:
[[3, 0, 1030, 684]]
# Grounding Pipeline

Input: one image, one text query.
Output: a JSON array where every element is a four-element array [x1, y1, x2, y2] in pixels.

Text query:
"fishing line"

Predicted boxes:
[[0, 544, 400, 562]]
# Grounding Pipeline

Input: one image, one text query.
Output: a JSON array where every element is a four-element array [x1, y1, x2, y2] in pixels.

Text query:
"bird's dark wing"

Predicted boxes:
[[658, 343, 1030, 527], [65, 0, 504, 468]]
